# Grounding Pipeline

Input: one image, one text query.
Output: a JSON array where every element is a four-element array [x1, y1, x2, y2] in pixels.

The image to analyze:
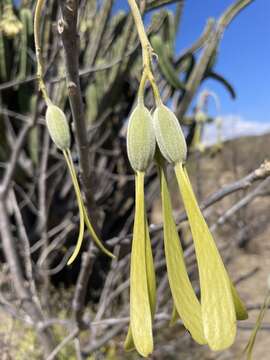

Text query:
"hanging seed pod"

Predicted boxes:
[[195, 110, 208, 123], [45, 104, 71, 150], [127, 103, 156, 172], [0, 4, 23, 38], [153, 104, 187, 164]]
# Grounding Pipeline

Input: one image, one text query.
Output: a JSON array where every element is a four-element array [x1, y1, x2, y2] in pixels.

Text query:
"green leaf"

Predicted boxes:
[[175, 163, 237, 350], [160, 166, 206, 344], [129, 171, 153, 357]]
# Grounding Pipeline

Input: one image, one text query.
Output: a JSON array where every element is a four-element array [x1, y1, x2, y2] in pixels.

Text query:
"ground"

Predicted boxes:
[[0, 133, 270, 359]]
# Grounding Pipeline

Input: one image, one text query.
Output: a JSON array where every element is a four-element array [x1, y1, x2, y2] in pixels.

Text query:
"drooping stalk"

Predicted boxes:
[[127, 0, 161, 105]]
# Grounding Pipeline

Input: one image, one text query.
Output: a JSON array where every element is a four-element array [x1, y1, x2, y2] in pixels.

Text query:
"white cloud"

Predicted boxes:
[[202, 115, 270, 145]]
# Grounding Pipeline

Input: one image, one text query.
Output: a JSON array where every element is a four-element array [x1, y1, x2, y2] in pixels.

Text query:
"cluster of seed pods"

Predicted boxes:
[[125, 78, 247, 357]]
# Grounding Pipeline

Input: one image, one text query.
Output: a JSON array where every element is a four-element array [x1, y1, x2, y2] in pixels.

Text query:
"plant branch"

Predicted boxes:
[[127, 0, 161, 103], [0, 122, 33, 199], [34, 0, 50, 104], [0, 199, 55, 357], [59, 0, 97, 218]]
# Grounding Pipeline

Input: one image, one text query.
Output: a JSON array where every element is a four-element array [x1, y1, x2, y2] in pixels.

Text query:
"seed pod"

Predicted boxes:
[[153, 104, 187, 164], [1, 4, 23, 38], [127, 104, 156, 172], [195, 110, 208, 123], [45, 105, 71, 150]]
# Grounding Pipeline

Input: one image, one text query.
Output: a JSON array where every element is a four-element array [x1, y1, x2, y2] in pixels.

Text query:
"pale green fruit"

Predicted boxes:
[[127, 104, 156, 172], [45, 105, 71, 150], [153, 104, 187, 164], [195, 110, 208, 123]]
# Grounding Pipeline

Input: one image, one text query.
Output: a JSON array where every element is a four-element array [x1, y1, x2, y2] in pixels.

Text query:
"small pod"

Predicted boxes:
[[1, 5, 23, 38], [127, 104, 156, 172], [153, 104, 187, 164], [195, 110, 208, 123], [45, 104, 71, 150]]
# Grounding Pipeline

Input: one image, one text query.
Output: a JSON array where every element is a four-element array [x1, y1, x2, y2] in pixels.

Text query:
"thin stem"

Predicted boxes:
[[127, 0, 151, 68], [147, 70, 162, 106], [127, 0, 161, 105], [138, 70, 147, 105], [34, 0, 51, 105]]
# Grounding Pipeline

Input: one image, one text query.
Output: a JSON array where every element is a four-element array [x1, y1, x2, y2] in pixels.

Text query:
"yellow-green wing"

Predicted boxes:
[[128, 172, 153, 357], [124, 213, 156, 352], [161, 167, 206, 344], [230, 281, 248, 320], [175, 163, 236, 350]]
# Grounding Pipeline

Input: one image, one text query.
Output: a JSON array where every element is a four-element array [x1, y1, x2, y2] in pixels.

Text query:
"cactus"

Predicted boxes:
[[18, 7, 33, 80], [151, 35, 186, 91], [27, 95, 39, 166], [0, 31, 7, 81], [85, 82, 99, 125], [162, 11, 176, 56]]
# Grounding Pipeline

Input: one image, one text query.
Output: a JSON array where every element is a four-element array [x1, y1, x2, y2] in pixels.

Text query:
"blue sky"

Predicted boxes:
[[115, 0, 270, 125], [15, 0, 269, 127]]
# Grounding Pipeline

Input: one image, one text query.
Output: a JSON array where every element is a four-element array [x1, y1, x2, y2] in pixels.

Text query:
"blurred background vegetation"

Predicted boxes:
[[0, 0, 270, 359]]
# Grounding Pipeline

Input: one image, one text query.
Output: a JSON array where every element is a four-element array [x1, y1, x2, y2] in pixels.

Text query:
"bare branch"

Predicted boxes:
[[0, 122, 32, 199]]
